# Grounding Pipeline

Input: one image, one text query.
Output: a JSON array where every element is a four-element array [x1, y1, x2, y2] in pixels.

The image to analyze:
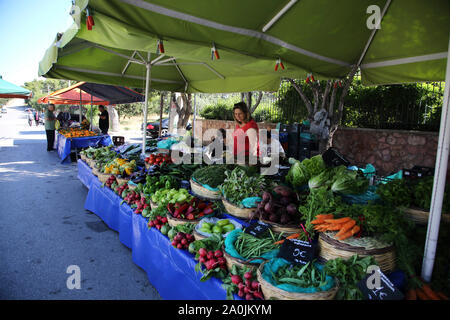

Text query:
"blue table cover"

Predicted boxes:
[[77, 159, 93, 189], [57, 133, 112, 164], [81, 167, 242, 300]]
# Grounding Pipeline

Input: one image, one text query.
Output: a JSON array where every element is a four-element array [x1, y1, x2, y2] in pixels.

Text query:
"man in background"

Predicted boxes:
[[98, 105, 109, 135]]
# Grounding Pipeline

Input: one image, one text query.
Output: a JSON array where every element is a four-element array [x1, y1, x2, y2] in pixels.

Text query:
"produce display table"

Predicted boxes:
[[80, 160, 242, 299], [77, 159, 94, 189], [57, 133, 112, 164]]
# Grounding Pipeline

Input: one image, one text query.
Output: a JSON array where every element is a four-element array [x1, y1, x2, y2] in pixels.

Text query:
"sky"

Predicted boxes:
[[0, 0, 73, 86]]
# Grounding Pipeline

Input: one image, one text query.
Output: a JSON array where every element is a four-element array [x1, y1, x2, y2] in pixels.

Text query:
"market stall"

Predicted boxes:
[[74, 143, 450, 301]]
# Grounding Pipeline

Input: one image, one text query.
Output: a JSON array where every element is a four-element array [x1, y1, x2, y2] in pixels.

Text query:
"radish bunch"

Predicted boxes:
[[198, 248, 227, 271], [171, 232, 195, 250], [134, 196, 150, 215], [231, 271, 263, 300], [115, 183, 128, 196], [123, 190, 140, 205], [105, 175, 117, 188], [148, 215, 168, 230]]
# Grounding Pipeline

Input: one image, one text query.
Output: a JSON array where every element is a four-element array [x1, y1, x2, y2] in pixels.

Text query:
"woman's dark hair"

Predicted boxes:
[[233, 102, 252, 123]]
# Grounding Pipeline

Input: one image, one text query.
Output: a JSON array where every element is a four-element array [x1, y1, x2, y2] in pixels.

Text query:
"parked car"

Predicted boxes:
[[144, 118, 192, 138], [1, 108, 6, 113]]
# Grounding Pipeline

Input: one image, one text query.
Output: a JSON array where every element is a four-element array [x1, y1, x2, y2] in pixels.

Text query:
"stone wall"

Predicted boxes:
[[332, 127, 439, 175], [193, 120, 440, 176]]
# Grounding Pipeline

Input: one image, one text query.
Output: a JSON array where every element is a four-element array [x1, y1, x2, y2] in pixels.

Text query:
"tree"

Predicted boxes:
[[240, 91, 263, 115], [287, 65, 358, 152], [171, 92, 192, 130]]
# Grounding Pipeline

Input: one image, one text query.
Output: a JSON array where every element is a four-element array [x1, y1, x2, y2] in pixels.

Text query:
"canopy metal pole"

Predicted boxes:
[[421, 35, 450, 282], [159, 92, 164, 138], [90, 94, 93, 131], [142, 52, 152, 156], [79, 89, 82, 124], [193, 93, 197, 142]]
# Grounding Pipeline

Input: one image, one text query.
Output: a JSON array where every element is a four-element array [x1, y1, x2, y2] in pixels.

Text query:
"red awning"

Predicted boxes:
[[38, 82, 109, 105]]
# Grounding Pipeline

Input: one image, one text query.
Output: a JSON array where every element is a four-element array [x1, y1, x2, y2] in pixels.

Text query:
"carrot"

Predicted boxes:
[[350, 225, 360, 235], [405, 288, 417, 300], [436, 292, 449, 300], [315, 214, 334, 220], [273, 233, 302, 245], [420, 284, 441, 300], [326, 224, 345, 231], [339, 219, 356, 233], [324, 217, 351, 224], [416, 288, 430, 300], [311, 219, 326, 225], [337, 230, 353, 240]]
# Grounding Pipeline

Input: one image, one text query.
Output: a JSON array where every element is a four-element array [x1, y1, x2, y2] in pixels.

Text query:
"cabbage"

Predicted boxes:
[[286, 155, 326, 188], [331, 170, 369, 194], [308, 169, 334, 189]]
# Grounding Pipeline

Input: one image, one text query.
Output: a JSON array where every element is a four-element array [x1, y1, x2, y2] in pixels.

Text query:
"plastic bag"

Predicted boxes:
[[241, 197, 262, 208], [195, 217, 242, 238]]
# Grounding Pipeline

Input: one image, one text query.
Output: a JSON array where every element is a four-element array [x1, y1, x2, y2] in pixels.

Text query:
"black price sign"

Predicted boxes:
[[357, 268, 404, 300], [244, 221, 270, 238], [277, 238, 316, 265]]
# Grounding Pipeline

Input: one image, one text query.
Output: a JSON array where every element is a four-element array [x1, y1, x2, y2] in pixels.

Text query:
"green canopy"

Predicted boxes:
[[39, 0, 449, 87], [0, 75, 32, 99]]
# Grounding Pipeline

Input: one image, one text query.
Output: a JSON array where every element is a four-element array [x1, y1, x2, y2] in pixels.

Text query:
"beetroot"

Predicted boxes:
[[269, 214, 279, 223], [245, 293, 254, 300], [261, 212, 270, 221], [264, 202, 275, 214], [286, 204, 297, 215], [231, 275, 242, 285], [262, 191, 272, 202], [280, 214, 290, 225], [279, 196, 291, 206]]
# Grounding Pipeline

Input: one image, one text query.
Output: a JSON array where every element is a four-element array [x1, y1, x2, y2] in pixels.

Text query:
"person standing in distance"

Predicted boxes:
[[98, 105, 109, 135], [45, 104, 56, 151]]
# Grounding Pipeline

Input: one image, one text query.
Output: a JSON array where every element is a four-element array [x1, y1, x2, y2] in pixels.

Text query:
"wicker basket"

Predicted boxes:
[[98, 173, 112, 184], [257, 261, 339, 300], [91, 167, 101, 177], [190, 179, 221, 200], [222, 247, 259, 272], [116, 177, 130, 186], [259, 218, 302, 236], [86, 158, 95, 168], [166, 212, 202, 228], [80, 153, 87, 162], [222, 198, 255, 220], [193, 229, 209, 241], [318, 233, 396, 273], [150, 200, 158, 210], [403, 207, 450, 224]]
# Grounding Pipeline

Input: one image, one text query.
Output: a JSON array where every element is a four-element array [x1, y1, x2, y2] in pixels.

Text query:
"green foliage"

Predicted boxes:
[[342, 79, 443, 131], [23, 78, 71, 111], [199, 103, 234, 120]]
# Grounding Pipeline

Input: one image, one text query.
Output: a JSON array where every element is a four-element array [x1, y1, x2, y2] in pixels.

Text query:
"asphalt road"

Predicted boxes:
[[0, 102, 161, 300]]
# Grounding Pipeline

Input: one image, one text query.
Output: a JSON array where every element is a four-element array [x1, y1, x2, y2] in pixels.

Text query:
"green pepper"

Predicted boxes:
[[222, 224, 235, 233]]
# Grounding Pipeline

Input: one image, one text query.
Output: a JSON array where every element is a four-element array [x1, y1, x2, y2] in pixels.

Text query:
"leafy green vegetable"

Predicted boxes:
[[272, 261, 328, 289], [219, 166, 269, 207], [331, 169, 369, 195], [324, 255, 377, 300], [308, 168, 334, 189], [192, 164, 234, 188], [285, 155, 325, 188]]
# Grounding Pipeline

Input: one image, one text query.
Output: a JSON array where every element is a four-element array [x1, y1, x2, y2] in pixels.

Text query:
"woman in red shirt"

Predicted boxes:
[[232, 102, 259, 161]]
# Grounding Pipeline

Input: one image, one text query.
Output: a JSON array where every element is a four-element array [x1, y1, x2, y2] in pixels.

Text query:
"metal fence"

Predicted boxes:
[[194, 80, 445, 131]]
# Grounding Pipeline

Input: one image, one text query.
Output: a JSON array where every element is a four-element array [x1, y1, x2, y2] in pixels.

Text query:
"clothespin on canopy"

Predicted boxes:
[[86, 8, 95, 30], [275, 58, 285, 71], [156, 39, 165, 54], [211, 42, 220, 60]]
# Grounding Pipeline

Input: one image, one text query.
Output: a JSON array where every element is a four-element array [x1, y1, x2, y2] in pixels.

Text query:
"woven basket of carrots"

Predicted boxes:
[[405, 277, 449, 300], [312, 214, 396, 273]]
